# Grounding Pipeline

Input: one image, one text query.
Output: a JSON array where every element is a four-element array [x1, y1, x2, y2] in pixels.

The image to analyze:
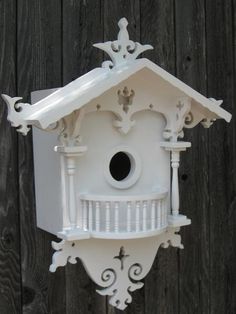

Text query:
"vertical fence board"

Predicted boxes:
[[140, 2, 177, 314], [0, 1, 21, 313], [175, 1, 210, 313], [17, 0, 66, 313], [0, 1, 235, 314], [62, 1, 106, 313], [104, 3, 142, 314], [206, 1, 236, 313]]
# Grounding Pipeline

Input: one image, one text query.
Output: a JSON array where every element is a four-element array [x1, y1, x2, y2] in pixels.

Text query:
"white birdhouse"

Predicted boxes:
[[2, 18, 231, 310]]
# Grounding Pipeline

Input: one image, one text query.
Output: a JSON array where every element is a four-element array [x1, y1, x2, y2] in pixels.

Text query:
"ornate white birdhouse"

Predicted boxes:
[[2, 18, 231, 310]]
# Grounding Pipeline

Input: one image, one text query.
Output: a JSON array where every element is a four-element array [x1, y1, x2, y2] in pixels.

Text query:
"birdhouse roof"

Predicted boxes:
[[24, 57, 231, 129], [2, 17, 231, 133]]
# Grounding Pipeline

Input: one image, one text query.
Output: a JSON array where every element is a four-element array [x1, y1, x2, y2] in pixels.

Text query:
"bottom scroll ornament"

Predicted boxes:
[[49, 228, 183, 310], [97, 247, 144, 310]]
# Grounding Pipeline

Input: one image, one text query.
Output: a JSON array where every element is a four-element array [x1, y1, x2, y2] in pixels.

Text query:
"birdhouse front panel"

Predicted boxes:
[[2, 18, 231, 310]]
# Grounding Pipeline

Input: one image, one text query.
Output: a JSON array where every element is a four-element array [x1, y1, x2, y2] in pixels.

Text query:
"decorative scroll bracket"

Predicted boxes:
[[1, 94, 32, 135], [163, 97, 192, 142], [50, 228, 183, 310], [56, 109, 85, 145]]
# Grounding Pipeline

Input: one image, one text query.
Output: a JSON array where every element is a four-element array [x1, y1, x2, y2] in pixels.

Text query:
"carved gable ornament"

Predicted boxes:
[[2, 18, 231, 310]]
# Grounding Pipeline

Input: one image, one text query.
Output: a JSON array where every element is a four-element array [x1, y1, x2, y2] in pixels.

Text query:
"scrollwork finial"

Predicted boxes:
[[93, 18, 153, 69]]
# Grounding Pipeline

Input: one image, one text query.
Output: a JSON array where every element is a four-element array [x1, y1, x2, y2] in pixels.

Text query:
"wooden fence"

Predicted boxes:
[[0, 0, 235, 313]]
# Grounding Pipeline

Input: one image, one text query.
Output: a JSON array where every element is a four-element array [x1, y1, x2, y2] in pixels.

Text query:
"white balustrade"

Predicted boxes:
[[82, 200, 87, 230], [142, 201, 147, 231], [136, 201, 140, 232], [114, 202, 119, 232], [88, 201, 93, 230], [95, 201, 100, 232], [105, 202, 110, 232], [127, 202, 131, 232], [151, 200, 155, 230], [157, 200, 161, 229], [80, 191, 168, 235]]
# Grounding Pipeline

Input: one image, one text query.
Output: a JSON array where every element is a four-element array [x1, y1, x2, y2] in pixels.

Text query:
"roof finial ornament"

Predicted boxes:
[[93, 18, 153, 69]]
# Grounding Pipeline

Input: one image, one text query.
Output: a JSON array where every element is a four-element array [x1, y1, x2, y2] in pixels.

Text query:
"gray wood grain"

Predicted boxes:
[[175, 1, 210, 313], [0, 1, 235, 313], [206, 1, 235, 313], [0, 0, 21, 313], [62, 1, 106, 313], [140, 2, 178, 314], [17, 0, 66, 313]]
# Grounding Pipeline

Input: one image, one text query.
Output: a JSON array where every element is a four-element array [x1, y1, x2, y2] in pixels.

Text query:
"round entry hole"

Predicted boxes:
[[109, 152, 131, 181]]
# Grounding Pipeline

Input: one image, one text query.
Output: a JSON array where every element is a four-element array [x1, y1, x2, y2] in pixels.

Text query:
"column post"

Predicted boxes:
[[55, 145, 88, 240], [160, 141, 191, 226], [171, 150, 180, 216]]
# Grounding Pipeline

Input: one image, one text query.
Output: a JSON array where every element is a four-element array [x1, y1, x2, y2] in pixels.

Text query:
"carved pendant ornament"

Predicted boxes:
[[50, 228, 183, 310]]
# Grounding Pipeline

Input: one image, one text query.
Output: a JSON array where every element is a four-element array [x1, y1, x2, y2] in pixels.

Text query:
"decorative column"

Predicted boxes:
[[160, 141, 191, 226], [55, 145, 88, 240], [171, 150, 180, 217]]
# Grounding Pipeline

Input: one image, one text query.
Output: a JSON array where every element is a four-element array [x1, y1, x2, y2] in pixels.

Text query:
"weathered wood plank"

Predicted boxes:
[[63, 0, 104, 85], [140, 2, 178, 314], [0, 2, 234, 314], [175, 1, 210, 313], [206, 1, 235, 313], [62, 1, 106, 313], [104, 0, 140, 44], [17, 0, 66, 313], [103, 2, 142, 313], [0, 1, 22, 313]]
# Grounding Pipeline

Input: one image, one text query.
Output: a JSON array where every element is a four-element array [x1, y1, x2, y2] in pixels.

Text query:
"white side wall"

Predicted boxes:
[[32, 89, 65, 235]]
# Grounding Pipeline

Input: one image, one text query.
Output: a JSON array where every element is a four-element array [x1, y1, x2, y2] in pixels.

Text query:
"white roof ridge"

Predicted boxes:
[[25, 58, 231, 129]]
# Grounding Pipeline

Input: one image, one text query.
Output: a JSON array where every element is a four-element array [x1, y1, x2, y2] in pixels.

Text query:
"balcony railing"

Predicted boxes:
[[79, 191, 168, 238]]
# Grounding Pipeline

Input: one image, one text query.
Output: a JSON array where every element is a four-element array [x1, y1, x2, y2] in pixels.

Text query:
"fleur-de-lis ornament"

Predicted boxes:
[[94, 18, 153, 68], [118, 86, 135, 113]]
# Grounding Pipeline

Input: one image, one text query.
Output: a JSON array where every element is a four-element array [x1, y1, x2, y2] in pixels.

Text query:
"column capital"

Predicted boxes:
[[160, 141, 191, 152], [54, 145, 87, 157]]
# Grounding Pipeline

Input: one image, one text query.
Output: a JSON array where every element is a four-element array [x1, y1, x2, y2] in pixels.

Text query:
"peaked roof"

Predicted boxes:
[[2, 17, 231, 132], [24, 58, 231, 129]]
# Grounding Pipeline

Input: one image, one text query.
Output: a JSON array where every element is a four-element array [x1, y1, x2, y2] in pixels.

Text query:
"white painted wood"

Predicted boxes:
[[105, 202, 110, 232], [160, 141, 191, 222], [127, 202, 131, 232], [80, 191, 168, 202], [55, 146, 87, 230], [151, 200, 155, 230], [142, 201, 147, 231], [79, 191, 168, 237], [50, 227, 184, 310], [171, 151, 180, 216], [2, 17, 231, 312], [114, 202, 119, 233], [93, 17, 153, 68], [136, 201, 140, 232], [157, 201, 161, 229], [95, 201, 100, 232], [88, 201, 93, 231], [31, 89, 67, 235], [82, 200, 88, 230], [103, 145, 142, 188], [2, 60, 231, 133]]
